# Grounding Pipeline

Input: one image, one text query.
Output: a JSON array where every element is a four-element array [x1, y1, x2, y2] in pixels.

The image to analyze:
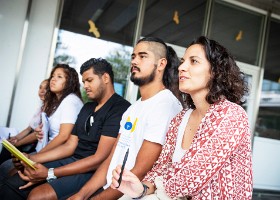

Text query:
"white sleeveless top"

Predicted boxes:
[[172, 108, 193, 163]]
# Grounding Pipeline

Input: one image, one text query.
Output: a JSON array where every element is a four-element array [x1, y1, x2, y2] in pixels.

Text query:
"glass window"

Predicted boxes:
[[209, 0, 265, 65], [142, 0, 207, 47], [53, 0, 139, 100], [242, 74, 252, 108], [256, 18, 280, 140]]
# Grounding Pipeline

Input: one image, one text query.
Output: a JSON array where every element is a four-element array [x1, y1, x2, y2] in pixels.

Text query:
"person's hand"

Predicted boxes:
[[111, 165, 144, 198], [11, 153, 30, 170], [17, 162, 47, 190], [8, 136, 18, 145], [17, 171, 38, 190], [12, 156, 23, 170], [8, 167, 18, 177], [19, 162, 48, 182], [34, 124, 43, 141]]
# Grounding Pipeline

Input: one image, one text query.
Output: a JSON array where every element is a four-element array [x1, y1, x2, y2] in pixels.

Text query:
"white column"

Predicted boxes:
[[0, 0, 29, 127], [3, 0, 60, 130]]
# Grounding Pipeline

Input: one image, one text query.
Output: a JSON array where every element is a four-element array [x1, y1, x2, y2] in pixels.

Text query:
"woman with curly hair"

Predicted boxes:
[[111, 36, 253, 199], [35, 64, 83, 153], [0, 64, 83, 180]]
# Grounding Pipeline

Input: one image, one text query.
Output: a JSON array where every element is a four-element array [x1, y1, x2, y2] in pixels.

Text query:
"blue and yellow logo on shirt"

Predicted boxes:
[[124, 117, 138, 132]]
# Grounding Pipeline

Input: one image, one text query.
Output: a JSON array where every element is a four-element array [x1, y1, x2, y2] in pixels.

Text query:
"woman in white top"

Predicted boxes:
[[34, 64, 84, 153], [0, 79, 48, 165], [0, 64, 83, 179]]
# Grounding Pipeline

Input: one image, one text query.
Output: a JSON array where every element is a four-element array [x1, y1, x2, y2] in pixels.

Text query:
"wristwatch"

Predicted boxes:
[[46, 168, 57, 182]]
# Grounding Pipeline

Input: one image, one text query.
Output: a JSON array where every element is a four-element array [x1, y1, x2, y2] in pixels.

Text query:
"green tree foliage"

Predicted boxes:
[[106, 45, 131, 97], [80, 45, 131, 103], [106, 45, 131, 85], [53, 30, 76, 67]]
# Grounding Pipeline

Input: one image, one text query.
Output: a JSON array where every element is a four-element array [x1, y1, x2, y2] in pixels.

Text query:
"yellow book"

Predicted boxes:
[[1, 139, 36, 170]]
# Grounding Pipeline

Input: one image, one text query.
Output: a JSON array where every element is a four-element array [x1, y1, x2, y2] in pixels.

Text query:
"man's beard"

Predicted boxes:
[[130, 65, 157, 86], [89, 82, 105, 102]]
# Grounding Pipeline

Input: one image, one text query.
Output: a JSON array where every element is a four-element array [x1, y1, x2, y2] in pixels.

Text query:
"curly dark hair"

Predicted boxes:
[[44, 64, 82, 116], [184, 36, 249, 109], [137, 37, 183, 104]]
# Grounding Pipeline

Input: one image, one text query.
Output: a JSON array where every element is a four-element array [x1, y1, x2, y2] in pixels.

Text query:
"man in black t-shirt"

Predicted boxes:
[[0, 58, 130, 200]]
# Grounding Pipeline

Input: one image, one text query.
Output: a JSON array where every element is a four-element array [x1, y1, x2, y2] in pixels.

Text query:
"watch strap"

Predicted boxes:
[[132, 183, 149, 199]]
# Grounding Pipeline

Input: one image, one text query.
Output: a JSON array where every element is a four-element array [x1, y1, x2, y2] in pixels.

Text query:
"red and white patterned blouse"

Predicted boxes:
[[143, 99, 253, 199]]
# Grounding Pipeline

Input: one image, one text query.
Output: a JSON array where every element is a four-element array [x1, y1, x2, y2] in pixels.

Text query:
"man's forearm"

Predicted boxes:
[[30, 143, 74, 163], [75, 156, 111, 199], [75, 136, 119, 199], [91, 188, 123, 200], [30, 135, 78, 163]]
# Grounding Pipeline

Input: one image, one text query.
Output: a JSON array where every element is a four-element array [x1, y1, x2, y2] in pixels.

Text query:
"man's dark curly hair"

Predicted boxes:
[[80, 57, 114, 84], [184, 36, 249, 109], [44, 64, 82, 116]]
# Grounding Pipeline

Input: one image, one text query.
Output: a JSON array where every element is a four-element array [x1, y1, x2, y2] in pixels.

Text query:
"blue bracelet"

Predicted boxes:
[[132, 183, 149, 199]]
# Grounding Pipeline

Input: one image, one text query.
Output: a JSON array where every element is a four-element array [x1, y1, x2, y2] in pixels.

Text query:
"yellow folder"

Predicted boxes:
[[1, 139, 36, 170]]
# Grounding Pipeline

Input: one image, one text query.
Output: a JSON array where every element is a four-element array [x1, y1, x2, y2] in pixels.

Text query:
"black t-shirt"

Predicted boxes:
[[72, 93, 130, 159]]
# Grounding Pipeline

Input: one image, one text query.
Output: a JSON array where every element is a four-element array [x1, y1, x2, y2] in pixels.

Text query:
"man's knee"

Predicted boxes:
[[28, 183, 57, 200]]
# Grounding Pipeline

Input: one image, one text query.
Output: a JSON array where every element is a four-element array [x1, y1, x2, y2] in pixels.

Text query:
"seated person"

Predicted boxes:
[[67, 37, 182, 200], [111, 36, 253, 200], [0, 64, 83, 181], [36, 64, 83, 154], [0, 79, 48, 165], [0, 58, 131, 200]]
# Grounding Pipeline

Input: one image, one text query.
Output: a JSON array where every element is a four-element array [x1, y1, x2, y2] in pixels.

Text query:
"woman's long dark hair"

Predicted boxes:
[[44, 64, 82, 116], [184, 36, 249, 109]]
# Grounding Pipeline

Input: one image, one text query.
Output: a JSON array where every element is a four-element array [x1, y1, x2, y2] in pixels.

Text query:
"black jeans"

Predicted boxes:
[[0, 172, 39, 200]]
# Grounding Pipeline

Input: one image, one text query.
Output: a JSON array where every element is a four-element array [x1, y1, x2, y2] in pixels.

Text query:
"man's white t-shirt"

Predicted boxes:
[[104, 89, 182, 189]]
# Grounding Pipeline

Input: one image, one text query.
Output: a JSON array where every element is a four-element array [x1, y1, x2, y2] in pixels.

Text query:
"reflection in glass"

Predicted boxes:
[[142, 0, 206, 47], [256, 18, 280, 140], [256, 80, 280, 140], [209, 0, 264, 65], [53, 0, 139, 99]]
